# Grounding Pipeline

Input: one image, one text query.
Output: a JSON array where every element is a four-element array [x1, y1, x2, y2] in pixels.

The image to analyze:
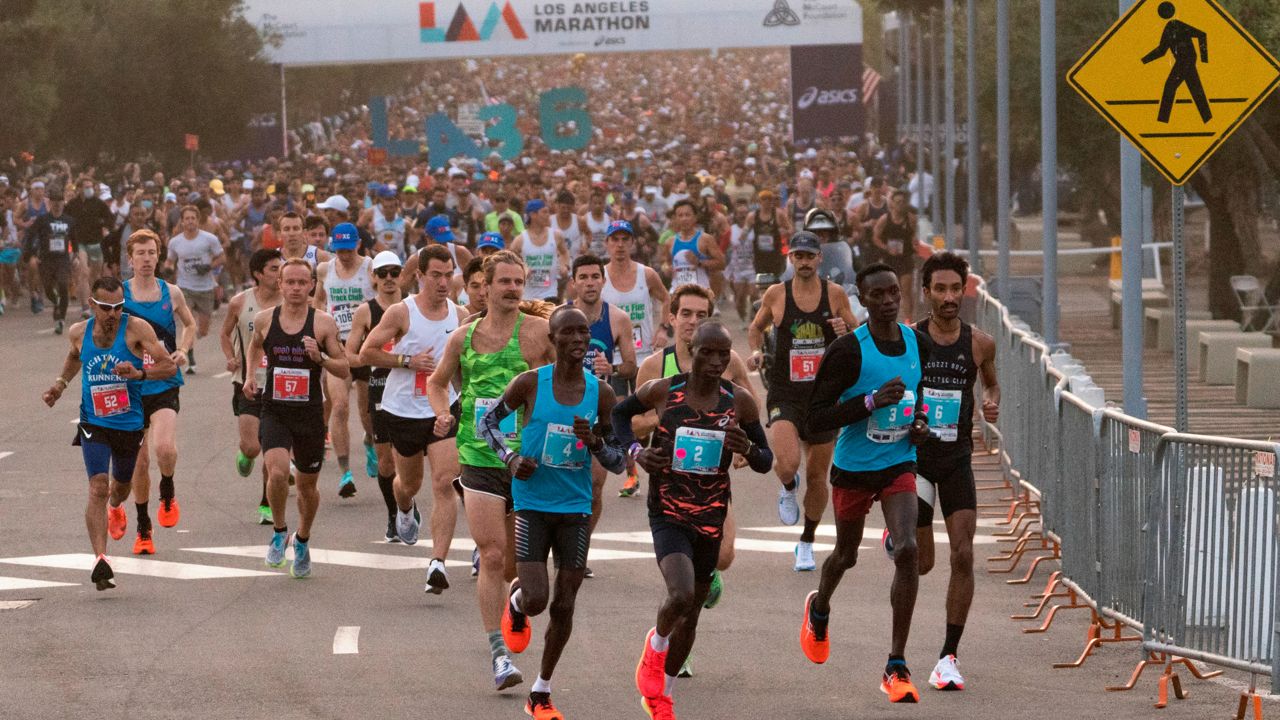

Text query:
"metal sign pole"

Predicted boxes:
[[996, 0, 1011, 297], [280, 64, 289, 158], [1118, 0, 1146, 418], [944, 0, 956, 251], [915, 10, 927, 167], [1172, 183, 1187, 431], [965, 0, 981, 274], [903, 15, 912, 142], [1041, 0, 1059, 346], [929, 11, 943, 236]]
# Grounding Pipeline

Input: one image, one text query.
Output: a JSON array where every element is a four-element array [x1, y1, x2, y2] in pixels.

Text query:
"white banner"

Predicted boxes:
[[247, 0, 862, 67]]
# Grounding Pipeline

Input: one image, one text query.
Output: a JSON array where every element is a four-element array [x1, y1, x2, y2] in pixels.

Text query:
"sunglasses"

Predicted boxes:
[[93, 299, 125, 312], [374, 268, 402, 279]]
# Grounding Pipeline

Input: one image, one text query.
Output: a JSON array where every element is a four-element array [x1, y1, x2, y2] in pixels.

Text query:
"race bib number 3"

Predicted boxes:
[[672, 427, 725, 475], [272, 367, 311, 402], [789, 348, 823, 382], [867, 390, 915, 444], [90, 383, 131, 418], [922, 387, 962, 442], [475, 398, 517, 442], [541, 423, 588, 469]]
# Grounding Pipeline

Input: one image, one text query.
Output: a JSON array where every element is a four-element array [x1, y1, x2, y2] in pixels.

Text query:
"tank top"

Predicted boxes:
[[123, 279, 184, 396], [555, 214, 584, 257], [648, 375, 738, 538], [881, 213, 914, 257], [374, 206, 407, 261], [366, 297, 392, 410], [514, 364, 599, 515], [861, 198, 889, 245], [584, 211, 610, 258], [603, 261, 655, 360], [232, 288, 269, 388], [301, 245, 320, 268], [660, 345, 683, 379], [578, 301, 616, 375], [669, 231, 709, 289], [519, 230, 558, 301], [261, 307, 323, 411], [457, 314, 529, 468], [768, 280, 837, 389], [916, 319, 977, 456], [790, 194, 815, 229], [380, 298, 461, 418], [325, 257, 374, 339], [752, 209, 784, 276], [79, 316, 146, 431], [833, 323, 922, 473]]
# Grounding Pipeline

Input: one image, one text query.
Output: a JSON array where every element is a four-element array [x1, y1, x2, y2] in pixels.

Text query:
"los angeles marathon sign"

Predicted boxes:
[[248, 0, 862, 66]]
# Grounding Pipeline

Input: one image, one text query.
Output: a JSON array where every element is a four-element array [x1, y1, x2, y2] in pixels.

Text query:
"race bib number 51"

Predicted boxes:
[[789, 348, 823, 382]]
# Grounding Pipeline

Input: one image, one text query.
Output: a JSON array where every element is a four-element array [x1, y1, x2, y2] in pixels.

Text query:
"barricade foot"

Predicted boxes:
[[1007, 550, 1058, 585], [1022, 590, 1089, 634], [1107, 653, 1161, 692], [1013, 590, 1068, 620], [1155, 666, 1186, 708], [1234, 688, 1264, 720], [1052, 616, 1141, 668], [1173, 657, 1222, 680]]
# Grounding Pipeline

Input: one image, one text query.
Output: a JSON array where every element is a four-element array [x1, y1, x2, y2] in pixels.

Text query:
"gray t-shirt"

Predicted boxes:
[[168, 230, 223, 292]]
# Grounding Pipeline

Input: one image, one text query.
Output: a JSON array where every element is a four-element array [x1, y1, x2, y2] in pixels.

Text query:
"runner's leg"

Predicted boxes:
[[427, 441, 460, 558], [801, 441, 833, 539], [325, 373, 352, 478], [882, 490, 920, 658], [813, 515, 866, 615]]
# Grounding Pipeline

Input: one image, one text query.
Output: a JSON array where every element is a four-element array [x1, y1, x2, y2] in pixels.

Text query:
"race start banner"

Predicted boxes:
[[247, 0, 862, 66], [790, 44, 865, 143]]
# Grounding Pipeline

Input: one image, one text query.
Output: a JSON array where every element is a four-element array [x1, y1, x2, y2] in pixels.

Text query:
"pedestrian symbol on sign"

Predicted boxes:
[[1141, 2, 1211, 123]]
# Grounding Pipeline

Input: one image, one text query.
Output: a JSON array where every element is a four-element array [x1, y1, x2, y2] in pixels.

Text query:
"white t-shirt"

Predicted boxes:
[[168, 230, 223, 292]]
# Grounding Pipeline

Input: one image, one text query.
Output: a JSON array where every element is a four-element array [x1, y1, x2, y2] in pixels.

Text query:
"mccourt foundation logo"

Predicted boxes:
[[419, 1, 528, 42], [763, 0, 801, 27]]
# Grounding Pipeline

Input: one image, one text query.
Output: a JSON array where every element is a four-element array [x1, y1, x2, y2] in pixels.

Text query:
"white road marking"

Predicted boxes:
[[371, 538, 478, 552], [69, 418, 80, 424], [188, 546, 466, 570], [0, 600, 37, 610], [0, 576, 78, 592], [591, 531, 837, 554], [214, 371, 231, 379], [0, 452, 12, 462], [37, 328, 56, 335], [333, 626, 360, 655], [744, 525, 1001, 545], [0, 554, 277, 580]]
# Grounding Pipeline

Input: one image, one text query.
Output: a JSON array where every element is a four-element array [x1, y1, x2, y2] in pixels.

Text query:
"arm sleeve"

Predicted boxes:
[[478, 401, 517, 460], [611, 391, 650, 448], [590, 427, 627, 475], [742, 419, 774, 473], [805, 334, 871, 435]]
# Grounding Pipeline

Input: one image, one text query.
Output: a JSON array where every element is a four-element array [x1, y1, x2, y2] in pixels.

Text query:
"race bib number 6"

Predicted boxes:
[[922, 387, 963, 443]]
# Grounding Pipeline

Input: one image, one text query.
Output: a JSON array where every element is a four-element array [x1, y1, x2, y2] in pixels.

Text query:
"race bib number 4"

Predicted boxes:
[[90, 383, 131, 418], [272, 367, 311, 402], [867, 390, 916, 444], [672, 427, 725, 475], [541, 423, 588, 470], [789, 348, 823, 382], [475, 398, 517, 442], [922, 387, 962, 442]]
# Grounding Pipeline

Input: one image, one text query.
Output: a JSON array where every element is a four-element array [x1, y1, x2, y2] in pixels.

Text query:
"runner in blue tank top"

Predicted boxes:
[[42, 276, 177, 591], [478, 306, 626, 720]]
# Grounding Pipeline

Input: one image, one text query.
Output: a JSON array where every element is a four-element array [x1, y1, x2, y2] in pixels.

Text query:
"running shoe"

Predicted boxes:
[[677, 657, 693, 678], [236, 451, 255, 478], [364, 442, 378, 478], [132, 529, 155, 555], [702, 568, 723, 609], [502, 578, 532, 653], [619, 470, 640, 497], [929, 655, 965, 691], [31, 296, 42, 314], [384, 518, 400, 543], [338, 471, 356, 499], [778, 478, 800, 526], [524, 691, 564, 720], [493, 654, 523, 691], [186, 362, 197, 375], [157, 497, 180, 528], [424, 558, 449, 595], [641, 694, 676, 720], [396, 504, 421, 545], [290, 534, 311, 578], [635, 628, 668, 698], [881, 663, 920, 703], [265, 530, 288, 568], [794, 541, 817, 572], [584, 566, 594, 579], [107, 503, 127, 540], [472, 547, 480, 577], [256, 504, 273, 526], [54, 320, 63, 335], [881, 528, 894, 559], [90, 555, 115, 591], [800, 590, 830, 664]]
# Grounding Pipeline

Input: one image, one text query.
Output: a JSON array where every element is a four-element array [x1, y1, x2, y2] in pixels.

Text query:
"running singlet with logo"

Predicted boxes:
[[325, 257, 374, 340], [832, 323, 923, 473], [123, 280, 184, 395], [365, 298, 392, 411], [603, 262, 655, 360], [233, 289, 267, 388], [555, 215, 583, 257], [669, 232, 709, 289], [514, 364, 599, 515], [915, 318, 977, 456], [648, 375, 738, 538], [380, 298, 460, 418], [519, 231, 558, 301], [584, 211, 610, 258], [768, 280, 837, 389], [457, 314, 529, 468], [261, 307, 323, 411], [578, 302, 617, 376], [79, 317, 145, 431], [374, 207, 407, 261], [752, 210, 784, 277]]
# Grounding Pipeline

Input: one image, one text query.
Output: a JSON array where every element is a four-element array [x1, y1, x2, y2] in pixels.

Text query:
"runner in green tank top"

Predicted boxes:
[[455, 313, 528, 467]]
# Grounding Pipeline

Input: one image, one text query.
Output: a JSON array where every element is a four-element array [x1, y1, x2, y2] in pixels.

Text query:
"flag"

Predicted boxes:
[[862, 67, 882, 105]]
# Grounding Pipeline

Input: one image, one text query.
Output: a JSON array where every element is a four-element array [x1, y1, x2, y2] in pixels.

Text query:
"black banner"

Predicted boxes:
[[790, 44, 865, 143]]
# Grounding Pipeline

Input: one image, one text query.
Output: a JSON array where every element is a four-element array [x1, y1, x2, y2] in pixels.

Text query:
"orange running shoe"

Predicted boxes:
[[618, 470, 640, 497], [157, 497, 181, 528], [800, 590, 830, 664], [523, 691, 564, 720], [132, 529, 155, 555], [107, 504, 127, 541], [502, 579, 532, 654], [635, 628, 668, 699], [881, 663, 921, 703], [641, 694, 676, 720]]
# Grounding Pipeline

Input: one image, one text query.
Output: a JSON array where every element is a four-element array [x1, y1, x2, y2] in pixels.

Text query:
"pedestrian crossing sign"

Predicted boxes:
[[1068, 0, 1280, 185]]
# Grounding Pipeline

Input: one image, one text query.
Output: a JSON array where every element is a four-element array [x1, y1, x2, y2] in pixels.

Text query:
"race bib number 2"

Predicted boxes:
[[672, 427, 725, 475], [90, 383, 131, 418]]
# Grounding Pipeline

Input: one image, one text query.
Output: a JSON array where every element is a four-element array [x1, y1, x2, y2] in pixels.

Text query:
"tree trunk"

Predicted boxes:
[[1190, 140, 1263, 320]]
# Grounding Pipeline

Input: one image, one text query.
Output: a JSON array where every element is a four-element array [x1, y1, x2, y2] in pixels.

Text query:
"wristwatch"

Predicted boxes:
[[628, 442, 644, 460]]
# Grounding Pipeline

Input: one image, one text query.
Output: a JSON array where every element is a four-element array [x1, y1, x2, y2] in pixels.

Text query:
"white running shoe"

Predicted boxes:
[[777, 478, 800, 526], [794, 541, 816, 571], [396, 504, 421, 545], [929, 654, 965, 691]]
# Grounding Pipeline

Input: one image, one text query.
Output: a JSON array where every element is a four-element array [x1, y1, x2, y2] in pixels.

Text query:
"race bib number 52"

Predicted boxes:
[[90, 383, 131, 418]]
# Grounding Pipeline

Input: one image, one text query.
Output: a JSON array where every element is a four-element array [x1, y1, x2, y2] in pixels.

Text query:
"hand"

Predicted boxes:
[[828, 316, 850, 335], [732, 454, 749, 469], [909, 417, 931, 445], [433, 413, 456, 438], [723, 421, 751, 456], [113, 361, 140, 379], [591, 354, 612, 379], [302, 336, 323, 363], [572, 416, 601, 451], [226, 356, 240, 373], [506, 453, 538, 481], [194, 263, 212, 275], [43, 386, 62, 407], [171, 350, 188, 368], [243, 379, 258, 399], [746, 351, 764, 371], [651, 327, 669, 351], [408, 350, 436, 373], [636, 443, 672, 475], [872, 377, 906, 409], [982, 399, 1000, 424]]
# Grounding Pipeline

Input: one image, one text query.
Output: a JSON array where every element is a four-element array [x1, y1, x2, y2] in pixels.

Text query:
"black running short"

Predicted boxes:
[[514, 510, 591, 569], [915, 453, 977, 527], [458, 464, 512, 513], [350, 365, 371, 383], [259, 406, 326, 474], [141, 387, 180, 428], [649, 516, 721, 582], [377, 402, 460, 457], [74, 422, 144, 482], [232, 382, 262, 418], [766, 390, 834, 444]]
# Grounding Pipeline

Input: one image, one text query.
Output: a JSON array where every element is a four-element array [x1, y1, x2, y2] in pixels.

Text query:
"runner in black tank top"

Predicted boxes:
[[766, 279, 837, 397], [648, 375, 739, 536], [752, 208, 784, 277], [262, 306, 324, 413]]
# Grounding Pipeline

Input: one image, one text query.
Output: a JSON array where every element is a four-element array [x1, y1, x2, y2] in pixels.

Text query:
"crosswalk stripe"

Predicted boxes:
[[590, 530, 836, 554], [188, 546, 468, 570], [0, 600, 38, 610], [0, 554, 278, 580], [744, 525, 1001, 545], [0, 452, 12, 462], [214, 371, 232, 379], [0, 576, 79, 591], [333, 626, 360, 655]]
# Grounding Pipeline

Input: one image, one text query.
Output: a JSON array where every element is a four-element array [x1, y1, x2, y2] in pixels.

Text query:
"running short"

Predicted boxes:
[[231, 382, 262, 418], [349, 365, 371, 383], [915, 454, 977, 527], [183, 288, 216, 316], [259, 406, 326, 474], [142, 387, 180, 428], [766, 391, 835, 444], [882, 250, 915, 277], [371, 403, 392, 444], [458, 464, 513, 513], [514, 510, 592, 569], [73, 422, 144, 482], [377, 402, 460, 457], [0, 248, 19, 265], [649, 516, 722, 581], [830, 465, 917, 521]]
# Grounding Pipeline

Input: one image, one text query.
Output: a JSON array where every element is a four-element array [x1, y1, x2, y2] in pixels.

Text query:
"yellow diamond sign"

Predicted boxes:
[[1068, 0, 1280, 185]]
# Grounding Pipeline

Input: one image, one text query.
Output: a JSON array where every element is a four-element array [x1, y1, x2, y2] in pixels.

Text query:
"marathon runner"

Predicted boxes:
[[314, 222, 375, 499], [42, 276, 177, 590], [460, 255, 489, 318], [28, 186, 75, 334], [302, 216, 331, 265], [361, 186, 408, 260], [745, 190, 786, 282], [244, 259, 349, 578], [360, 245, 466, 594], [122, 229, 197, 553], [219, 248, 283, 524], [747, 231, 857, 572], [480, 306, 626, 720], [723, 199, 756, 325], [872, 190, 920, 321], [551, 190, 587, 257], [581, 188, 612, 258], [614, 319, 772, 719], [852, 177, 889, 264], [427, 250, 554, 691], [165, 205, 223, 372], [660, 200, 725, 293], [799, 261, 932, 704], [510, 200, 570, 304], [279, 211, 328, 267]]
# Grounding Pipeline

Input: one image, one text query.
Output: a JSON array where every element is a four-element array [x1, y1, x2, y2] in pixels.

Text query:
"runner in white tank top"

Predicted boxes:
[[510, 200, 569, 302], [601, 220, 669, 363], [319, 256, 374, 341], [583, 208, 611, 258], [553, 190, 586, 256], [379, 297, 461, 418]]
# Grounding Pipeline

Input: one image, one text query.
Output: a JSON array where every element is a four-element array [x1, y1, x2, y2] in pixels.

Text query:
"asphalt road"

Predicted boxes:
[[0, 307, 1270, 720]]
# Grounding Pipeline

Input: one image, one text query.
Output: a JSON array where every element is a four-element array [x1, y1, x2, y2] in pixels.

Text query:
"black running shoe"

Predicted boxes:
[[91, 556, 115, 591]]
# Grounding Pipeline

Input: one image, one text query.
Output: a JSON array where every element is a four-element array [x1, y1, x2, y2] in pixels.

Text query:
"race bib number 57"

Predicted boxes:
[[272, 367, 311, 402]]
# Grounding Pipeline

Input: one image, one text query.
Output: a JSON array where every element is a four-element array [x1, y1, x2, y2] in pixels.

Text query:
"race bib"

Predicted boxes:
[[475, 397, 516, 442], [529, 267, 553, 289], [867, 390, 916, 444], [541, 423, 588, 470], [49, 236, 67, 253], [923, 387, 962, 443], [887, 239, 904, 256], [789, 347, 823, 382], [673, 268, 698, 287], [142, 353, 156, 371], [272, 367, 311, 402], [332, 304, 355, 332], [414, 370, 430, 397], [90, 383, 131, 418], [254, 354, 268, 388], [632, 324, 644, 350], [756, 234, 774, 252], [672, 426, 725, 475]]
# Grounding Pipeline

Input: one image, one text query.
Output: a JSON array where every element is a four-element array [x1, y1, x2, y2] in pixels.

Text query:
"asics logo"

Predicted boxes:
[[797, 87, 860, 110]]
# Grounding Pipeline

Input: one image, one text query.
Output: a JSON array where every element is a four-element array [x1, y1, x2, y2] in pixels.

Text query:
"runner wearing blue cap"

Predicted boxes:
[[424, 214, 473, 286], [510, 200, 570, 304]]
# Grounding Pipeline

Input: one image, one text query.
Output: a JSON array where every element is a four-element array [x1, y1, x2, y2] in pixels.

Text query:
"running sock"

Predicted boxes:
[[488, 630, 508, 661], [664, 673, 677, 697], [809, 603, 828, 629], [650, 631, 670, 652], [782, 478, 798, 491], [274, 526, 288, 535], [135, 502, 151, 533], [941, 623, 965, 658], [886, 655, 907, 675], [531, 676, 551, 694], [159, 475, 174, 501], [260, 477, 268, 506], [377, 474, 396, 517], [510, 588, 523, 615], [800, 516, 820, 544], [295, 534, 309, 544], [337, 456, 349, 473]]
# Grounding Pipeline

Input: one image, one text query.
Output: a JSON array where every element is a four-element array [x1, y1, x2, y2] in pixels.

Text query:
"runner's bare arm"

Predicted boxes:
[[727, 351, 755, 401], [219, 292, 245, 372], [828, 281, 859, 335], [747, 284, 780, 368], [168, 283, 197, 362], [426, 322, 467, 422], [698, 234, 726, 272], [975, 328, 1000, 422], [124, 317, 177, 381], [313, 312, 350, 379], [345, 304, 371, 367], [359, 303, 410, 369], [521, 316, 556, 366], [242, 309, 272, 397], [44, 325, 86, 407], [312, 262, 328, 310], [612, 305, 637, 380]]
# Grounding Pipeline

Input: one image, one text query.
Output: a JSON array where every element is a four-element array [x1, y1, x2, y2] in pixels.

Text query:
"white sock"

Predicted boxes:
[[650, 631, 670, 652], [664, 673, 677, 697], [510, 588, 523, 614], [531, 675, 551, 693]]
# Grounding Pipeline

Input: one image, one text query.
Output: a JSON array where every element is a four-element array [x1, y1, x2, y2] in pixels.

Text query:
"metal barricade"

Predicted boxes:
[[1056, 391, 1103, 603]]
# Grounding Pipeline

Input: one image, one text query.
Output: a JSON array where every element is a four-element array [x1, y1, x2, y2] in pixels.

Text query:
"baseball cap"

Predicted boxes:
[[477, 232, 505, 250], [699, 186, 715, 198], [331, 222, 360, 251], [164, 192, 177, 203], [317, 195, 350, 213], [789, 231, 822, 255], [243, 179, 256, 190], [426, 215, 455, 243], [371, 250, 402, 271], [606, 219, 634, 237], [401, 185, 417, 194], [377, 186, 396, 200], [31, 180, 45, 189], [525, 199, 546, 216], [208, 178, 225, 195], [497, 213, 516, 226]]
